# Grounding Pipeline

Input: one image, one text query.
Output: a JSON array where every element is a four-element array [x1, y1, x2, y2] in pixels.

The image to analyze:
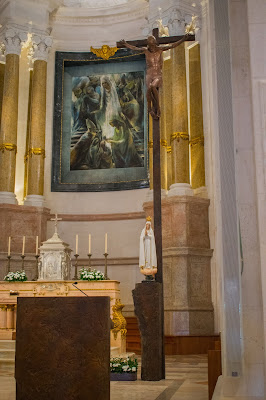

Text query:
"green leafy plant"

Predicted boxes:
[[4, 271, 28, 282], [79, 268, 105, 281], [110, 356, 138, 373]]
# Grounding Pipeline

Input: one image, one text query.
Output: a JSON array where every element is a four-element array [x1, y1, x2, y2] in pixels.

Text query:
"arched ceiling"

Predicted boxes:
[[63, 0, 134, 7]]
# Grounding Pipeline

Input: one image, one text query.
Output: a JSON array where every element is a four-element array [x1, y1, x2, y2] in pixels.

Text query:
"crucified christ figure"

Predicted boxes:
[[119, 33, 189, 119]]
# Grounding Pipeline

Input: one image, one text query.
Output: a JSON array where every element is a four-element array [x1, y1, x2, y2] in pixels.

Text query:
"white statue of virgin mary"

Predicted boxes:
[[139, 217, 157, 279]]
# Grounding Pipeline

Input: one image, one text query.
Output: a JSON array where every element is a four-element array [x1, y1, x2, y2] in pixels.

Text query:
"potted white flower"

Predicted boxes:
[[110, 356, 138, 381], [4, 271, 28, 282], [79, 268, 105, 281]]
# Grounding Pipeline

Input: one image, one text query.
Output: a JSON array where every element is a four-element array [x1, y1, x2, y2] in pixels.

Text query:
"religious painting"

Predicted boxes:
[[52, 50, 149, 192]]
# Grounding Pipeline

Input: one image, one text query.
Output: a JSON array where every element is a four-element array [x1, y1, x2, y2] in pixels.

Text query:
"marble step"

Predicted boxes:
[[0, 349, 15, 360], [0, 340, 16, 350], [0, 358, 14, 376]]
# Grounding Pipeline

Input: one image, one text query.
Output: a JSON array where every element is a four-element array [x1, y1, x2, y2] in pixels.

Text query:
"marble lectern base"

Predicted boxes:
[[15, 297, 110, 400], [133, 282, 164, 381]]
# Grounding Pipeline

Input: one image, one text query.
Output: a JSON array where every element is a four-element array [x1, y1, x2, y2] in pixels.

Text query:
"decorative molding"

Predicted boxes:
[[52, 0, 148, 26], [30, 34, 53, 62], [49, 211, 145, 222], [90, 45, 118, 60], [189, 136, 204, 146], [29, 147, 46, 158], [146, 1, 201, 37], [75, 257, 138, 267], [0, 26, 27, 56], [0, 143, 17, 153], [171, 132, 189, 142]]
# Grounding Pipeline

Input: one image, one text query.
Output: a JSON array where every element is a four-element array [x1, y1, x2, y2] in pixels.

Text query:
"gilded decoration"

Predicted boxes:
[[29, 147, 45, 158], [170, 132, 189, 142], [189, 136, 204, 146], [111, 299, 127, 339], [90, 45, 118, 60], [149, 139, 168, 148], [167, 146, 172, 153], [0, 143, 17, 153]]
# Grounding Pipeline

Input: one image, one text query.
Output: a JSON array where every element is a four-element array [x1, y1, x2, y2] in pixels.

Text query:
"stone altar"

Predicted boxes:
[[0, 280, 125, 354]]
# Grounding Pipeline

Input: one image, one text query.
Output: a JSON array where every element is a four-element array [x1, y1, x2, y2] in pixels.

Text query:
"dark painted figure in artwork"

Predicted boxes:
[[119, 34, 189, 119]]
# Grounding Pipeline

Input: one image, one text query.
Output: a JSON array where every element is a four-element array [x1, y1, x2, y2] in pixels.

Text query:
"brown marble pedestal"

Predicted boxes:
[[143, 195, 214, 336], [0, 204, 50, 280], [132, 282, 164, 381], [15, 297, 110, 400]]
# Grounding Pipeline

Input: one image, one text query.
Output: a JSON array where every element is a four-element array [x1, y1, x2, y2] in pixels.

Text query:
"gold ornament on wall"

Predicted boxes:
[[90, 45, 118, 60]]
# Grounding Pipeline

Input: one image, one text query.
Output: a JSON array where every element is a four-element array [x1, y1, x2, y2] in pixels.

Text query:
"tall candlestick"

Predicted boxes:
[[75, 234, 78, 255], [105, 233, 107, 254], [36, 236, 39, 255], [22, 236, 25, 256], [88, 234, 91, 254], [8, 236, 11, 256]]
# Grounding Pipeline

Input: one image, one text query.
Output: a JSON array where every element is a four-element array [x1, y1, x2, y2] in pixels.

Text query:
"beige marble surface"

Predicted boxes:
[[0, 355, 209, 400]]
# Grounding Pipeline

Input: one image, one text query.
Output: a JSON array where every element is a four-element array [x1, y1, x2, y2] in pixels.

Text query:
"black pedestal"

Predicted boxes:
[[132, 282, 164, 380]]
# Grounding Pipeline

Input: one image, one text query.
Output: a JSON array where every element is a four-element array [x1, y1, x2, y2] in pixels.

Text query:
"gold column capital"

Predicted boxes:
[[0, 304, 7, 311], [29, 147, 45, 158], [0, 143, 17, 153], [171, 132, 189, 143]]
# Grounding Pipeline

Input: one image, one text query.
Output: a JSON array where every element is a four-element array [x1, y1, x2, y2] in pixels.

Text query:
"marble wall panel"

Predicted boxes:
[[0, 204, 50, 254], [188, 256, 212, 308]]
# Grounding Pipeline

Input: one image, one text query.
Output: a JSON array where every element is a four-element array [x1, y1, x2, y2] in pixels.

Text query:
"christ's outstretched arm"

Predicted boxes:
[[161, 33, 190, 51], [118, 39, 146, 52]]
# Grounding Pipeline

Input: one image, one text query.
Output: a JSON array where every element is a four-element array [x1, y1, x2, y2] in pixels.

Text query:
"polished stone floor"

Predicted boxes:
[[111, 355, 208, 400], [0, 355, 208, 400]]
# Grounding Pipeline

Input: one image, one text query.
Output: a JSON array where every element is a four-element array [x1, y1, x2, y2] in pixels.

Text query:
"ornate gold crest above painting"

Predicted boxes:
[[52, 47, 149, 192]]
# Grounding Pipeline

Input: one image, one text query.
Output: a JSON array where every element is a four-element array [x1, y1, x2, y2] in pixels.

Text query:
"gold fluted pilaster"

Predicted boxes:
[[27, 60, 47, 196], [160, 56, 172, 190], [188, 43, 205, 188], [159, 58, 171, 191], [24, 70, 33, 198], [0, 63, 5, 127], [0, 54, 20, 192], [171, 44, 190, 185]]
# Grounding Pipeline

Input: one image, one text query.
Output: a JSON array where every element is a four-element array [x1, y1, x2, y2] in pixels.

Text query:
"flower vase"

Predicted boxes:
[[110, 372, 137, 381]]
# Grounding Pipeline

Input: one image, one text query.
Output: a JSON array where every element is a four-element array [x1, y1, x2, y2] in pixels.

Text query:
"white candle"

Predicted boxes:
[[8, 237, 11, 256], [105, 233, 108, 254], [89, 234, 91, 254], [22, 236, 25, 256], [76, 234, 78, 255], [36, 236, 39, 255]]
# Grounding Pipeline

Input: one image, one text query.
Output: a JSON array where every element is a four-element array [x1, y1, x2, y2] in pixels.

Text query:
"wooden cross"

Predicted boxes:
[[117, 28, 195, 380], [117, 28, 195, 282], [50, 213, 62, 234], [117, 28, 195, 49]]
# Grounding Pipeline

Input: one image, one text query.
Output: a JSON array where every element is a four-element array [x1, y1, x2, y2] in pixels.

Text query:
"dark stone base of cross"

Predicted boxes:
[[132, 282, 164, 380]]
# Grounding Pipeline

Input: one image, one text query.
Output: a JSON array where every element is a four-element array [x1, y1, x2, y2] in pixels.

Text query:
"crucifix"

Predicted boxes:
[[50, 213, 62, 235], [117, 24, 195, 379]]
